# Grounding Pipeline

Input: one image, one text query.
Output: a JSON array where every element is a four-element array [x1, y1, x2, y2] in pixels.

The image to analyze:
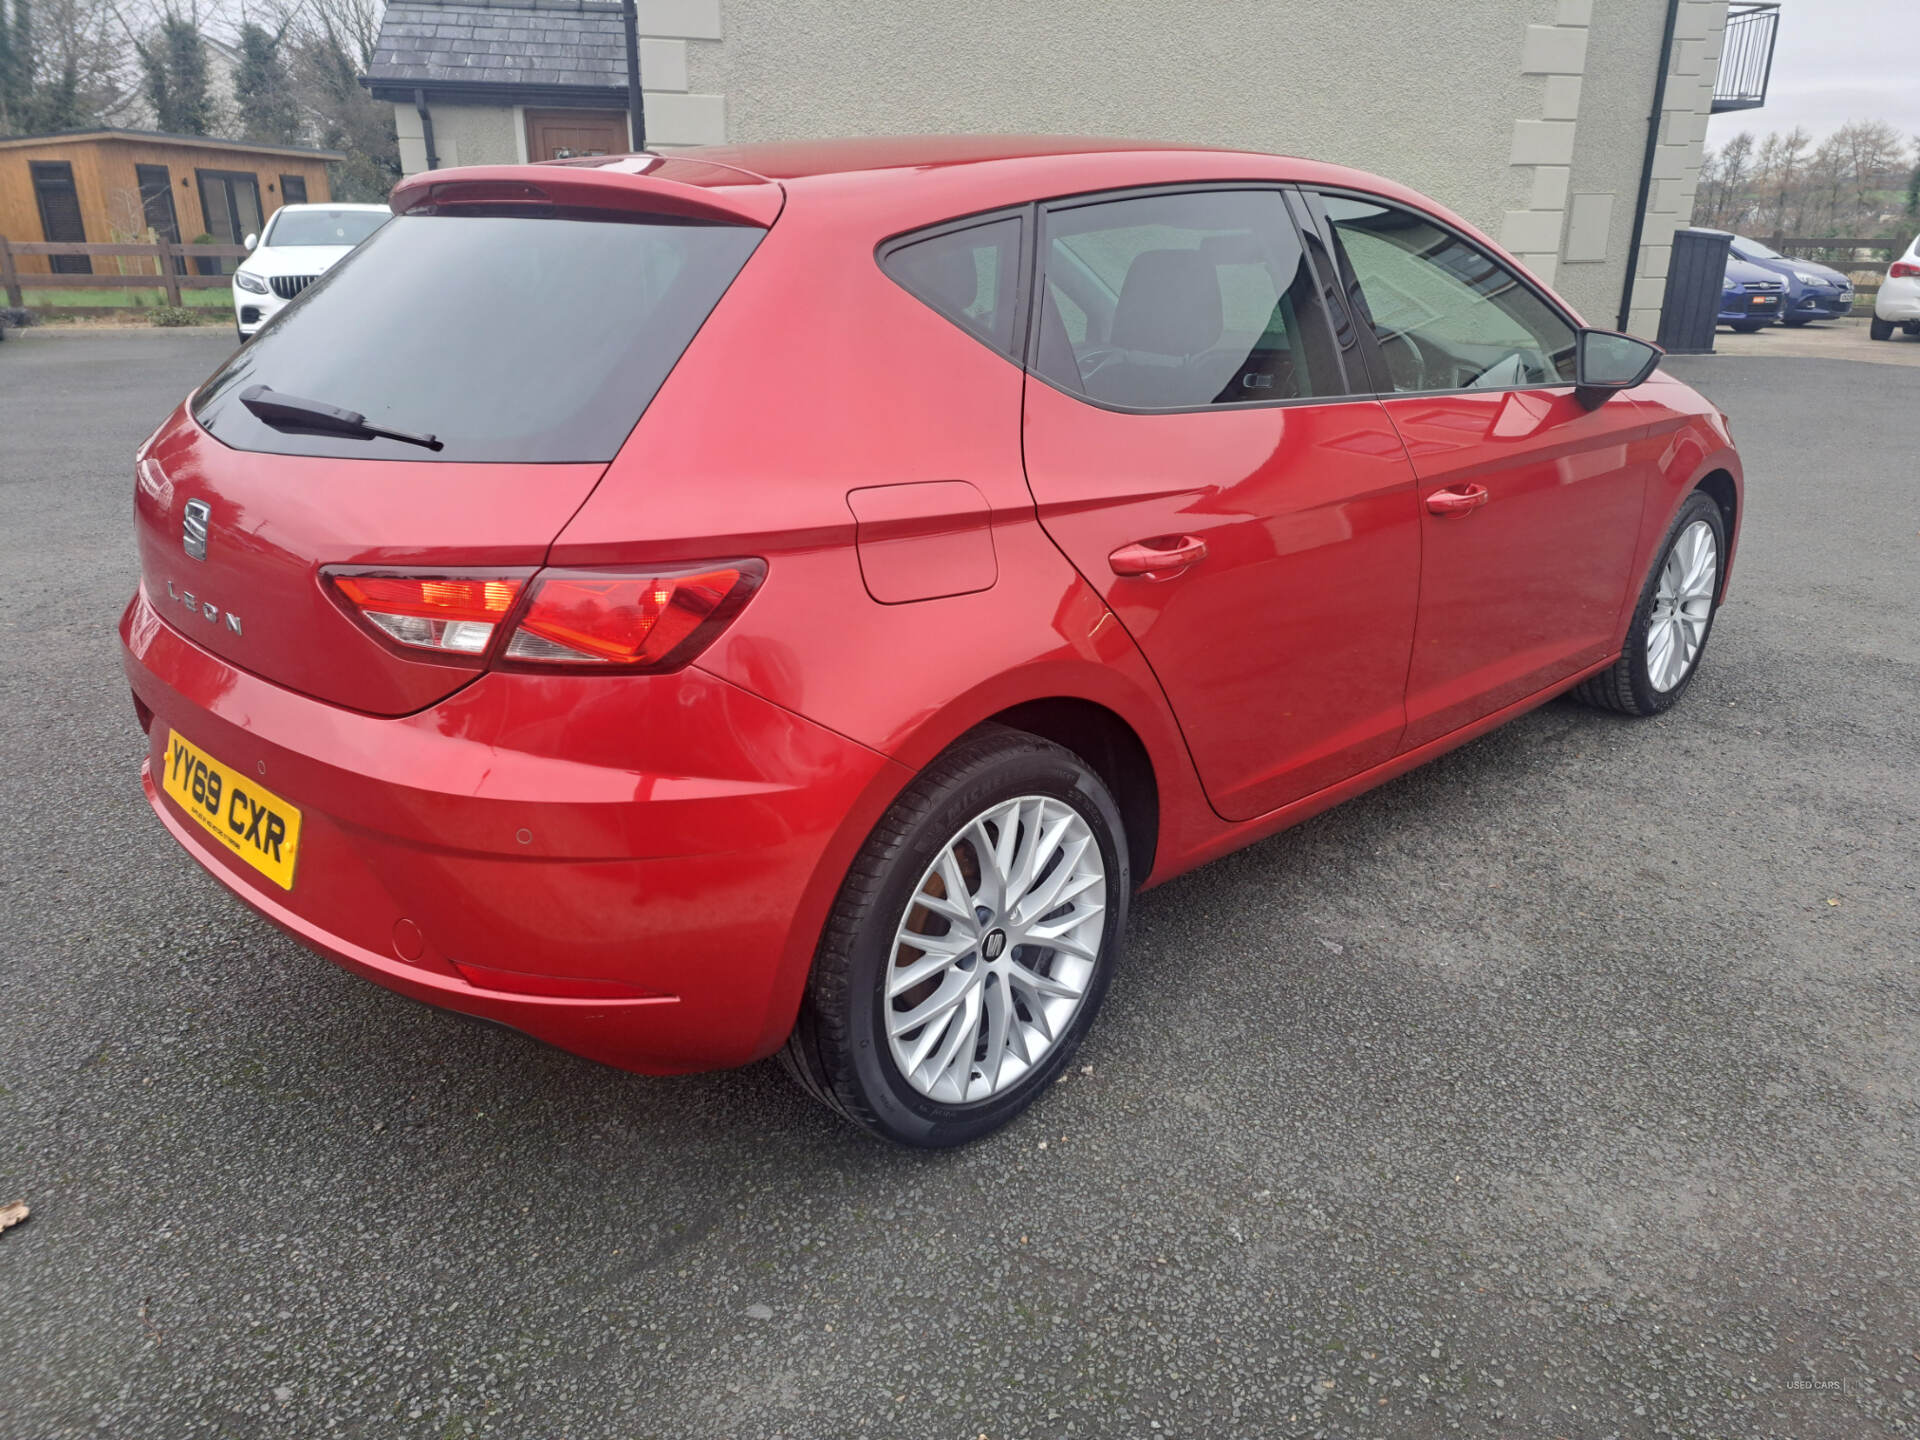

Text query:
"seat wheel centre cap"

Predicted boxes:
[[982, 928, 1008, 961]]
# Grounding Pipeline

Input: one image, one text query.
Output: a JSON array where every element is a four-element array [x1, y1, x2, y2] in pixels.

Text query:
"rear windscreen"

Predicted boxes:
[[193, 212, 763, 463]]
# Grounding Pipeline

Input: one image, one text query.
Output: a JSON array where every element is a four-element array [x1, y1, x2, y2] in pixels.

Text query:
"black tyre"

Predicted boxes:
[[782, 725, 1129, 1147], [1905, 323, 1920, 337], [1730, 319, 1768, 333], [1869, 317, 1894, 341], [1781, 315, 1812, 327], [1573, 490, 1726, 717]]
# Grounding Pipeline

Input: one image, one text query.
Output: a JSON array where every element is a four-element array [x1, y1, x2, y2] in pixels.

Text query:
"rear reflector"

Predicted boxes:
[[503, 562, 766, 671], [329, 573, 526, 657]]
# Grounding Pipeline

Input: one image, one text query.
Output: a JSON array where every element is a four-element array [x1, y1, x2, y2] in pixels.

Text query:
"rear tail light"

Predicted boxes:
[[1891, 262, 1920, 278], [329, 573, 527, 657], [502, 562, 765, 671], [324, 561, 764, 672]]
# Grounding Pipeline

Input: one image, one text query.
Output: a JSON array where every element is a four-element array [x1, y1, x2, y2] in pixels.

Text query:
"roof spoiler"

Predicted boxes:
[[389, 158, 784, 228]]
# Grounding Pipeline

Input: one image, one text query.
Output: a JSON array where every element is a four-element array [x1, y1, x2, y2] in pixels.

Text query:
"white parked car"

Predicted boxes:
[[231, 203, 391, 340], [1870, 235, 1920, 341]]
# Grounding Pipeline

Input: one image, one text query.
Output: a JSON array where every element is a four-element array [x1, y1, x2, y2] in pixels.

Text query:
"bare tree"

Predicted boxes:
[[1828, 119, 1909, 226], [286, 9, 395, 198], [3, 0, 136, 130], [1753, 126, 1812, 238], [1804, 131, 1851, 236], [299, 0, 374, 69], [1697, 130, 1755, 231]]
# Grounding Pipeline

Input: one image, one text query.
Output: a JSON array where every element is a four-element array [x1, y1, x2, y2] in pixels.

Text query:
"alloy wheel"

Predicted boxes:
[[1646, 518, 1719, 692], [884, 794, 1107, 1103]]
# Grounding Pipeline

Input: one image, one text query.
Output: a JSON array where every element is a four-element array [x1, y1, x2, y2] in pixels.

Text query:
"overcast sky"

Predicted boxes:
[[1705, 1, 1919, 149]]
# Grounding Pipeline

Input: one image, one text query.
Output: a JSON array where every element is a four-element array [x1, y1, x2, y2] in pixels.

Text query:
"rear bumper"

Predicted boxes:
[[1875, 281, 1920, 321], [122, 586, 908, 1073]]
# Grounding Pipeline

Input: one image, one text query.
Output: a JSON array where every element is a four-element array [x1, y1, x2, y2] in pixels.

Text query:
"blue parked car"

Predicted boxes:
[[1719, 255, 1787, 331], [1729, 235, 1855, 325]]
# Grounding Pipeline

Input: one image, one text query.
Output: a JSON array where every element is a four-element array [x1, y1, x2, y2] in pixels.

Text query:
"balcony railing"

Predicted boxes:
[[1713, 3, 1780, 113]]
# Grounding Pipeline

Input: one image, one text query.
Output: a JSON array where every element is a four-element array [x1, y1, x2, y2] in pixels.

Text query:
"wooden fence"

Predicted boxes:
[[0, 237, 252, 308], [5, 231, 1909, 312], [1767, 236, 1907, 257], [1759, 237, 1907, 303]]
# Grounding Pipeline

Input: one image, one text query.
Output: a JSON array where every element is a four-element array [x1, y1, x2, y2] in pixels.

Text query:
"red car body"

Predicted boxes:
[[122, 137, 1742, 1077]]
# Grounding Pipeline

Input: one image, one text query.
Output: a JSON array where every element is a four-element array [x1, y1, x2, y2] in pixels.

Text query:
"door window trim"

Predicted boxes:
[[1019, 182, 1365, 417], [1296, 184, 1586, 402], [1283, 186, 1383, 394]]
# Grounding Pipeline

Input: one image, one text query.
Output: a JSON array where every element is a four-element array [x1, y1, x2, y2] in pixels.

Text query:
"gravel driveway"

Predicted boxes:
[[3, 328, 1916, 1439]]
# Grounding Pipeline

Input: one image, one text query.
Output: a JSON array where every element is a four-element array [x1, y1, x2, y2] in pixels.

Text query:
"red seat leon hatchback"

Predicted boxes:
[[123, 137, 1742, 1146]]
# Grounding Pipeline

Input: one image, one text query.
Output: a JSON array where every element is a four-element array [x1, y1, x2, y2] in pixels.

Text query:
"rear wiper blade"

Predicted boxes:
[[239, 384, 443, 452]]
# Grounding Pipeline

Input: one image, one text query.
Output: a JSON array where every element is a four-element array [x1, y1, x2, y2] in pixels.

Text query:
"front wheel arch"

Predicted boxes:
[[1693, 469, 1739, 600]]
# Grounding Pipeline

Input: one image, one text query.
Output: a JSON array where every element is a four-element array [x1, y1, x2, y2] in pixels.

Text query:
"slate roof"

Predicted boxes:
[[368, 0, 629, 91]]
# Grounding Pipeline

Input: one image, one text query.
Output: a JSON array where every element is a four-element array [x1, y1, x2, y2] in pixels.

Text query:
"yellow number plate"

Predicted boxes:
[[161, 731, 302, 890]]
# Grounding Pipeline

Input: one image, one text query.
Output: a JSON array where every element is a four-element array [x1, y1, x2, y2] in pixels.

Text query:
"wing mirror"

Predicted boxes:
[[243, 233, 258, 252], [1574, 329, 1662, 408]]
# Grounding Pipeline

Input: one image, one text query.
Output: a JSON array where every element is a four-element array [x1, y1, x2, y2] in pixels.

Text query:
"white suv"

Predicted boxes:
[[232, 203, 391, 340], [1870, 235, 1920, 341]]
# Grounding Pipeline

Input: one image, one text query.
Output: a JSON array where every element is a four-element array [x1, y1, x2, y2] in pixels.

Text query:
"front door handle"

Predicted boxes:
[[1109, 535, 1208, 577], [1425, 483, 1491, 517]]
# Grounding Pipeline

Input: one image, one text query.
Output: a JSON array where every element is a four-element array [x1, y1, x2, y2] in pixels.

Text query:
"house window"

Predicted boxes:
[[30, 161, 92, 274], [280, 174, 308, 205]]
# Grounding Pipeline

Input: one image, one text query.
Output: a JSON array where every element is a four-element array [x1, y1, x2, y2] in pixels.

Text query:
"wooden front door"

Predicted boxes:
[[30, 161, 91, 274], [525, 109, 631, 161], [136, 163, 185, 274]]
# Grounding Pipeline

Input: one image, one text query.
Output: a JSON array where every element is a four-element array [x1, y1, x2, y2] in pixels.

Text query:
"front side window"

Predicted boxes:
[[880, 216, 1023, 358], [1318, 194, 1577, 393], [1032, 189, 1340, 411]]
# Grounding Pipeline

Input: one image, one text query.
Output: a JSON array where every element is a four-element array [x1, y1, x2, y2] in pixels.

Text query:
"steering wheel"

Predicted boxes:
[[1376, 329, 1428, 391]]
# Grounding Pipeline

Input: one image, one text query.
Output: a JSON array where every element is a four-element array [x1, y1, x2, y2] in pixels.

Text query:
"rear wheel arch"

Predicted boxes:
[[986, 697, 1159, 883]]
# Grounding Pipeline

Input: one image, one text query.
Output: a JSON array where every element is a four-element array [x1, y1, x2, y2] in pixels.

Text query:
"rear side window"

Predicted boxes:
[[193, 213, 763, 462], [880, 216, 1023, 358], [1032, 189, 1342, 411]]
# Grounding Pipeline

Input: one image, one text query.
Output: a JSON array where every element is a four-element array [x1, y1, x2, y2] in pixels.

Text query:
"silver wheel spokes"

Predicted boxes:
[[1646, 519, 1718, 692], [885, 795, 1107, 1104]]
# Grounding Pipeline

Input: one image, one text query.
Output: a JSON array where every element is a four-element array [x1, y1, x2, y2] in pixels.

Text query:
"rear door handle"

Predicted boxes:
[[1425, 483, 1491, 517], [1109, 535, 1208, 577]]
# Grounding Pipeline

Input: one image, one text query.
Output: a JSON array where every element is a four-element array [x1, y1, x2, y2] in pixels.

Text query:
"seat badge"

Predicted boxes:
[[182, 498, 212, 561]]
